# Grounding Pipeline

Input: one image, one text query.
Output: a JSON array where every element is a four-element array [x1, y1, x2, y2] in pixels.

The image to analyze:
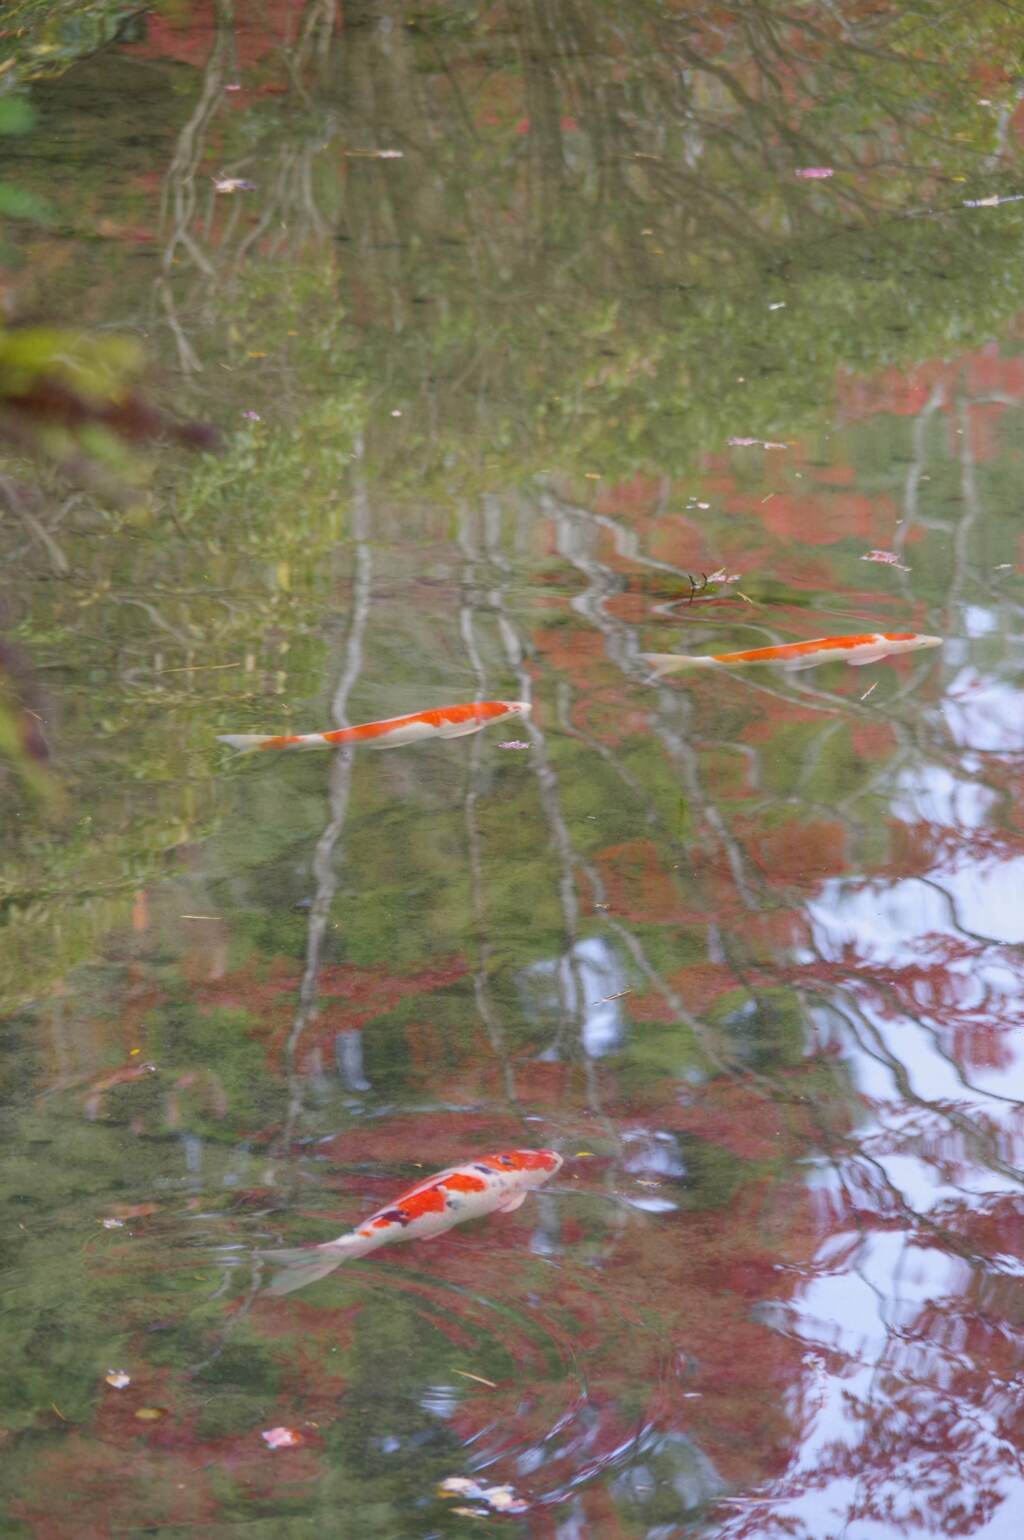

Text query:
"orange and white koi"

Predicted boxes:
[[218, 700, 530, 753], [641, 632, 941, 676], [264, 1148, 562, 1295]]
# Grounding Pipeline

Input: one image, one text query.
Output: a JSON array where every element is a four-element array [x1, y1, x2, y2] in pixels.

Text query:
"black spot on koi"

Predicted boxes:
[[378, 1208, 411, 1227]]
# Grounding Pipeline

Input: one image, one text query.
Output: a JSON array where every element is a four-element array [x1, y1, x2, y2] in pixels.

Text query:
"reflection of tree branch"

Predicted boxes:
[[276, 442, 372, 1154], [0, 474, 68, 575], [457, 502, 523, 1111]]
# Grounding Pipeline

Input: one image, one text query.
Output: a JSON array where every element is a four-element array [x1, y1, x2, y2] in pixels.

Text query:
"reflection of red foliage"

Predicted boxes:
[[195, 954, 468, 1072], [661, 1077, 808, 1163], [593, 474, 667, 518], [850, 720, 896, 759], [532, 626, 611, 689], [757, 489, 896, 547], [123, 1, 319, 70], [595, 838, 702, 924], [568, 688, 652, 745], [734, 817, 847, 886]]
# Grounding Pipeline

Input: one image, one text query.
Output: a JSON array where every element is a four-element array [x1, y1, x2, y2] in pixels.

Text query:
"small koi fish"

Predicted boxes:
[[218, 700, 529, 753], [263, 1148, 562, 1295], [641, 632, 941, 675]]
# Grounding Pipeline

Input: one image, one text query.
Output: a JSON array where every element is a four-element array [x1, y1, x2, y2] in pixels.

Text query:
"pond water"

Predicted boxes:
[[3, 3, 1024, 1536]]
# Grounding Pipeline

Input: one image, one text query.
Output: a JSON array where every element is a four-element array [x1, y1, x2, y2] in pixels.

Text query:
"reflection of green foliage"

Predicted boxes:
[[0, 1, 140, 80], [708, 986, 805, 1071], [0, 95, 52, 235]]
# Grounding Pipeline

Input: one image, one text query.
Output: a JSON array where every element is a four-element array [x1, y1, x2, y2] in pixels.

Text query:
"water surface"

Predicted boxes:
[[2, 4, 1024, 1536]]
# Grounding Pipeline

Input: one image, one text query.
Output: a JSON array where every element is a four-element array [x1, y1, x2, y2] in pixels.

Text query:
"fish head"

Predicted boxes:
[[882, 632, 942, 656], [502, 701, 531, 720]]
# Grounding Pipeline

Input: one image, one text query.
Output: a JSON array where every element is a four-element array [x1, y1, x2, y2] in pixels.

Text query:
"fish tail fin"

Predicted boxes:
[[639, 652, 712, 676], [217, 734, 274, 754], [261, 1243, 353, 1296]]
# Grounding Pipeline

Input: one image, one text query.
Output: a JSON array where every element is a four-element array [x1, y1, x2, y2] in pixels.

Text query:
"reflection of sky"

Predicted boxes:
[[943, 660, 1024, 754], [520, 936, 627, 1056], [890, 759, 997, 830], [733, 743, 1024, 1539]]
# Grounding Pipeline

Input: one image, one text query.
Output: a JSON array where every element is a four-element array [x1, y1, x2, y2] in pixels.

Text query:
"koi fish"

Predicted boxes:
[[218, 700, 530, 753], [641, 632, 941, 675], [263, 1148, 562, 1295]]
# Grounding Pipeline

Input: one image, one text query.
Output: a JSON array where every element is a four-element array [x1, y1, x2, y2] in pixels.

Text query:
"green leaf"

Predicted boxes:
[[0, 181, 52, 223]]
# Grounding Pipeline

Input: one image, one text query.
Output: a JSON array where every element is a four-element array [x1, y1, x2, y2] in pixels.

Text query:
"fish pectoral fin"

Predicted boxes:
[[437, 718, 488, 740], [844, 653, 881, 666], [495, 1191, 527, 1213]]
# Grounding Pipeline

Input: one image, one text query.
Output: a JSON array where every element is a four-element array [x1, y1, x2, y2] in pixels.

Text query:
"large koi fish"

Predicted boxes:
[[263, 1148, 563, 1295], [641, 632, 941, 675], [219, 699, 529, 753]]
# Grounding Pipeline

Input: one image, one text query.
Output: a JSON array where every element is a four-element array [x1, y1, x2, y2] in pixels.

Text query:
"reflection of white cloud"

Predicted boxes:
[[943, 666, 1024, 752], [622, 1128, 688, 1177], [810, 863, 1024, 953], [890, 759, 997, 829], [519, 936, 627, 1056]]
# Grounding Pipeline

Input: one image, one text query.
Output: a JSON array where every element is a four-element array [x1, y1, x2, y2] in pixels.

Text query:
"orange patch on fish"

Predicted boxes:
[[393, 1185, 449, 1220], [717, 634, 875, 663], [440, 1172, 489, 1193], [256, 733, 306, 750]]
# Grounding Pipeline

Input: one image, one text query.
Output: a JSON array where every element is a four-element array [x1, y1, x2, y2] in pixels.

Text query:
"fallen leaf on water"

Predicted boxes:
[[860, 682, 878, 702], [108, 1202, 160, 1220], [213, 177, 256, 194], [439, 1476, 527, 1513], [962, 193, 1024, 208], [135, 1407, 167, 1422], [101, 1217, 124, 1229], [795, 166, 834, 179], [452, 1369, 498, 1388], [344, 148, 403, 158], [861, 549, 910, 572], [262, 1425, 304, 1449], [105, 1370, 130, 1390], [498, 740, 529, 750]]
